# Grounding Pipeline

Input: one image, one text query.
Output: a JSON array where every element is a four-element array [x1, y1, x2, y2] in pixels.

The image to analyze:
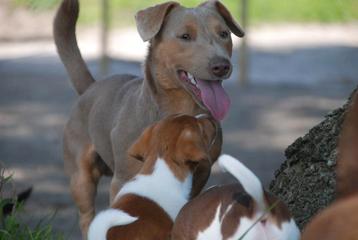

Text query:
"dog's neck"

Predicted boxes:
[[115, 158, 192, 220], [143, 46, 205, 116]]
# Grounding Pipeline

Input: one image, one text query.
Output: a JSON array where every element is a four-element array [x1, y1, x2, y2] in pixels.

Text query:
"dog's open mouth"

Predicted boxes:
[[178, 70, 231, 121]]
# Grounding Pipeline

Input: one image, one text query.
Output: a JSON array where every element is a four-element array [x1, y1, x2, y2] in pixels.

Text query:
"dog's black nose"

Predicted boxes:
[[210, 58, 232, 78]]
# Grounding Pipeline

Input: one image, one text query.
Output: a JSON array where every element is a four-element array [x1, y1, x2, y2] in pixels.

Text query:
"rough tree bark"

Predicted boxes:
[[269, 87, 357, 229]]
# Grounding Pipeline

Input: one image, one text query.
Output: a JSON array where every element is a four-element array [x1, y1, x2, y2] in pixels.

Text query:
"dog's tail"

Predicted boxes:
[[218, 154, 265, 211], [54, 0, 95, 95], [337, 91, 358, 198], [88, 209, 138, 240]]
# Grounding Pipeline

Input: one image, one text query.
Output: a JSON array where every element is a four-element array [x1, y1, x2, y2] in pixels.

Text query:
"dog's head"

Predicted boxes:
[[128, 114, 217, 180], [136, 1, 244, 121]]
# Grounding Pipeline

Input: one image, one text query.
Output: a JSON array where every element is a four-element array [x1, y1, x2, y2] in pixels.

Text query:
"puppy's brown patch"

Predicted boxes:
[[108, 194, 172, 240], [172, 184, 255, 240], [264, 191, 292, 228]]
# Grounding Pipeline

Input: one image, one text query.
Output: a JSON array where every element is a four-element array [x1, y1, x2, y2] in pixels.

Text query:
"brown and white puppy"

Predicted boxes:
[[87, 114, 216, 240], [301, 91, 358, 240], [53, 0, 244, 236], [172, 154, 300, 240]]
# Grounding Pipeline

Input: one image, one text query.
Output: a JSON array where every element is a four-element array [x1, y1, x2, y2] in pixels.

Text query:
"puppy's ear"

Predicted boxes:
[[196, 117, 217, 148], [135, 1, 180, 42], [201, 1, 245, 38], [128, 125, 155, 162]]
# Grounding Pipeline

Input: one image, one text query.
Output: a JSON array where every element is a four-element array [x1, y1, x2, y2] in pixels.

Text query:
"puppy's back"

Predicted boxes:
[[89, 194, 173, 240]]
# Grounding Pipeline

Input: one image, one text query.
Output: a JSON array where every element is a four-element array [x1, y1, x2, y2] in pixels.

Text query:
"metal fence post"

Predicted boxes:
[[239, 0, 249, 85], [100, 0, 109, 76]]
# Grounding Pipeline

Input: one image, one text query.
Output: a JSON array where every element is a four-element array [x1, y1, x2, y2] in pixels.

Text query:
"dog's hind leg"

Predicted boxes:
[[68, 144, 104, 239], [64, 124, 110, 239]]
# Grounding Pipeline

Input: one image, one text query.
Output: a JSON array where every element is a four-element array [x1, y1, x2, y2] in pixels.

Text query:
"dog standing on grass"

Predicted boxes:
[[54, 0, 244, 236]]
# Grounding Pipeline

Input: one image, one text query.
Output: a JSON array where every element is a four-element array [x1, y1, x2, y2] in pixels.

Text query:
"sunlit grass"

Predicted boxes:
[[12, 0, 358, 26]]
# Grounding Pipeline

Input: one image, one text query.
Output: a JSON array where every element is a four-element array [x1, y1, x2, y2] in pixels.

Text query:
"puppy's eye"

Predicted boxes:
[[178, 33, 192, 41], [219, 31, 229, 39]]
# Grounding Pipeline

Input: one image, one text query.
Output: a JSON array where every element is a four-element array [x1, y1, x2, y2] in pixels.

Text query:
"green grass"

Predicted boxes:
[[13, 0, 358, 25], [0, 166, 64, 240], [248, 0, 358, 23], [0, 214, 64, 240], [14, 0, 59, 10]]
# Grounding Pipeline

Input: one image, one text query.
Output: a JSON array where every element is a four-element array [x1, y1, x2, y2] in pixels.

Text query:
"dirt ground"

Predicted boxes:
[[0, 6, 357, 237]]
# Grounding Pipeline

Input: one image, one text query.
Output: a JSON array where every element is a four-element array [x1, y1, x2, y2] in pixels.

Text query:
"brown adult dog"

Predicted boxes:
[[53, 0, 244, 236], [301, 91, 358, 240]]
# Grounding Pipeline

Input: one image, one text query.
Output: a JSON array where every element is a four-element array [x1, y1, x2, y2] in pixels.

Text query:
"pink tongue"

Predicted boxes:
[[196, 79, 231, 121]]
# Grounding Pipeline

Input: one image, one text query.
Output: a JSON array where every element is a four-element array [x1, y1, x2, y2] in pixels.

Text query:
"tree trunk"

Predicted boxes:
[[269, 87, 357, 229]]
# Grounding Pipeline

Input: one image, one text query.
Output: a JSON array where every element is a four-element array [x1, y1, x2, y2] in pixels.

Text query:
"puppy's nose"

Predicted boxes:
[[210, 58, 232, 78]]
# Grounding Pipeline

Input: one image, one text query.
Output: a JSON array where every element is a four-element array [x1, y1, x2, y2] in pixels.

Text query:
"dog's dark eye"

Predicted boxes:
[[178, 33, 191, 41], [219, 31, 229, 39]]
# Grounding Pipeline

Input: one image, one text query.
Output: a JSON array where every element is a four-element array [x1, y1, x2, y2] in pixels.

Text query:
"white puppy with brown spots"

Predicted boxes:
[[87, 115, 217, 240], [172, 154, 300, 240]]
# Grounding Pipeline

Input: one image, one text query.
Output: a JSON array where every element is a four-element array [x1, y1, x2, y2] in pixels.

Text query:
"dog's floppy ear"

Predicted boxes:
[[196, 117, 217, 149], [201, 1, 245, 38], [135, 1, 180, 42], [128, 125, 155, 161]]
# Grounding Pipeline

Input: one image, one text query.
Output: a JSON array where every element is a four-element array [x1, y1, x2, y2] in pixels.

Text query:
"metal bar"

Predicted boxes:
[[100, 0, 109, 76], [239, 0, 249, 85]]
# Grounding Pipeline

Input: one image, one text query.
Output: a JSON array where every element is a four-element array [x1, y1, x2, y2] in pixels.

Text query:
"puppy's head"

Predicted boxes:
[[135, 1, 244, 121], [128, 114, 217, 180]]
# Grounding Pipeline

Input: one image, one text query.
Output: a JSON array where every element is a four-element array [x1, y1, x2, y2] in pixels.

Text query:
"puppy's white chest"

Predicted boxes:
[[116, 158, 192, 220]]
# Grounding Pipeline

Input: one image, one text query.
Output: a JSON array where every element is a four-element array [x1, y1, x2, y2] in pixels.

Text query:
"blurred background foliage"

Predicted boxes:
[[12, 0, 358, 26]]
